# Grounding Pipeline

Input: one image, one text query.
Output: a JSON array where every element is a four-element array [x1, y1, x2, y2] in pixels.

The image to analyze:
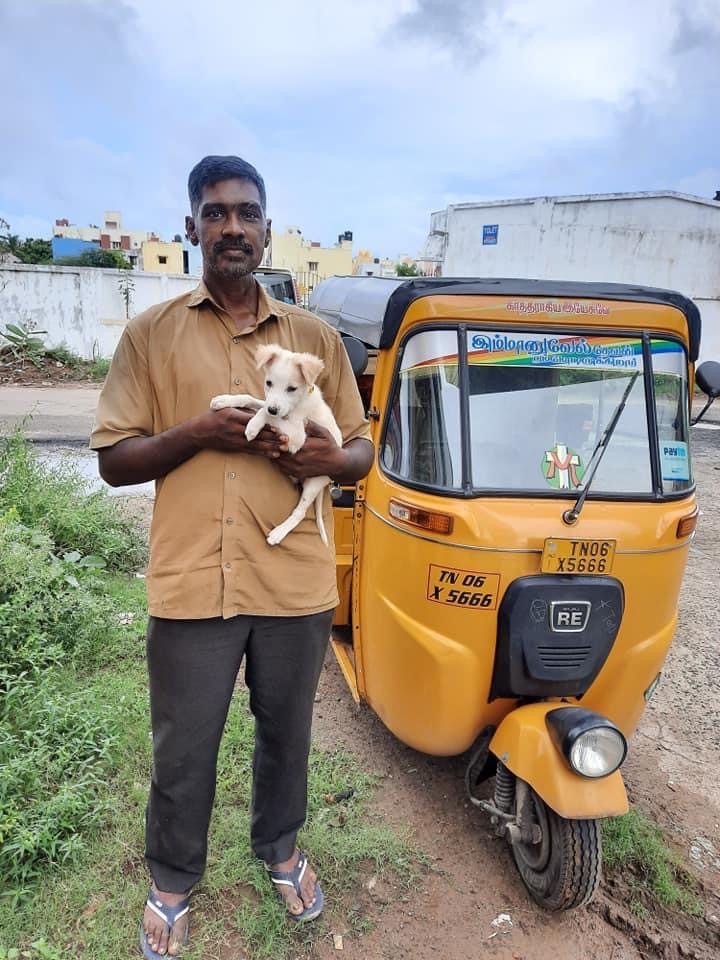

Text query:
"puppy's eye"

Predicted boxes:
[[265, 380, 272, 387], [286, 386, 297, 393]]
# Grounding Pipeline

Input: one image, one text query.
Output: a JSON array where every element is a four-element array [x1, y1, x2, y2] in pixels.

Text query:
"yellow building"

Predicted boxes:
[[267, 226, 353, 302], [141, 239, 184, 274]]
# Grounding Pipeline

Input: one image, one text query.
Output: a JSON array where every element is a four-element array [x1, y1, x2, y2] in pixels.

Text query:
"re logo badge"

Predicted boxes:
[[426, 564, 500, 609], [549, 601, 591, 632]]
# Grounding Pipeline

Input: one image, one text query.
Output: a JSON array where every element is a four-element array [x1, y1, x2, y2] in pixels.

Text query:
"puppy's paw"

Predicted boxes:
[[210, 395, 233, 410], [266, 525, 288, 546], [244, 421, 261, 442]]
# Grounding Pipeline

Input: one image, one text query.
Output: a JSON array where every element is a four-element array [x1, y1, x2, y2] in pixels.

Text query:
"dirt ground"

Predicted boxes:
[[116, 418, 720, 960]]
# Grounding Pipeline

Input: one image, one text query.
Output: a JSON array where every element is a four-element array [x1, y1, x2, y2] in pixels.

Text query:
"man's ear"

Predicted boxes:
[[185, 215, 199, 246], [295, 352, 324, 385], [264, 218, 272, 249], [255, 343, 283, 369]]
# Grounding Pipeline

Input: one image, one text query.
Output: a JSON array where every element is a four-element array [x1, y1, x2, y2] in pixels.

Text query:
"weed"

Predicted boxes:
[[603, 809, 703, 916], [0, 432, 146, 572], [43, 344, 82, 368], [88, 357, 111, 381], [0, 323, 48, 369]]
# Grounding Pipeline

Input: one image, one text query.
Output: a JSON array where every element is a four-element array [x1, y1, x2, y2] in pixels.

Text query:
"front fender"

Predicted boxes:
[[489, 703, 628, 819]]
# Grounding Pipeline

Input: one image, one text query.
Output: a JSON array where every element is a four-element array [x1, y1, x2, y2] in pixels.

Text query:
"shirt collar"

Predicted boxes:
[[187, 279, 292, 322]]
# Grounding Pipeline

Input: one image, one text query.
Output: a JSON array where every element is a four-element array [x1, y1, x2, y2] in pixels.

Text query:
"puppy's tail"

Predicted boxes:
[[314, 487, 328, 546]]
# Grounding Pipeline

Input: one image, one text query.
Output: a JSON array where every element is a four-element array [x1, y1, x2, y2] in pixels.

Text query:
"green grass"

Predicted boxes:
[[0, 668, 420, 960], [602, 809, 703, 917], [0, 429, 419, 959], [0, 432, 146, 572]]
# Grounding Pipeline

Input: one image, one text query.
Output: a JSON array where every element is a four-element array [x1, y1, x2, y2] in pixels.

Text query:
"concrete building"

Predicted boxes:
[[266, 226, 353, 302], [421, 191, 720, 360], [53, 211, 185, 273], [353, 248, 396, 277]]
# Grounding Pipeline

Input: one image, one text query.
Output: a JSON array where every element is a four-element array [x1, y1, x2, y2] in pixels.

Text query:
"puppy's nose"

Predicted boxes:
[[267, 405, 279, 416]]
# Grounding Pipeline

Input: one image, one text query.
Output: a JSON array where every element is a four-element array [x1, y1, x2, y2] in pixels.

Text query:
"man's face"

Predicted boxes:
[[185, 177, 271, 281]]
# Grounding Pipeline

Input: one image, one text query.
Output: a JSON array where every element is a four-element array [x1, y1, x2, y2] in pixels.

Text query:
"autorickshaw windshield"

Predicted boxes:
[[380, 327, 692, 497]]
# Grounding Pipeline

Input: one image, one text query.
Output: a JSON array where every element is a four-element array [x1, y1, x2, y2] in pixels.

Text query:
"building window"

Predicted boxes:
[[158, 255, 168, 264], [111, 241, 121, 249], [308, 261, 319, 272]]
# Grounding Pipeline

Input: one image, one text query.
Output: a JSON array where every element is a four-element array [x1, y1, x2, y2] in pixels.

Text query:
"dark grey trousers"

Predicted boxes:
[[144, 610, 333, 893]]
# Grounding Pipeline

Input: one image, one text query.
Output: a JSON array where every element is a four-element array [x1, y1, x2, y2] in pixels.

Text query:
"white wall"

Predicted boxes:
[[0, 263, 199, 359], [437, 195, 720, 361]]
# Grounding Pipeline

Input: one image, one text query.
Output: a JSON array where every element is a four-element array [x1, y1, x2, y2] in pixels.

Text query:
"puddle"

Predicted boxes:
[[36, 446, 154, 498]]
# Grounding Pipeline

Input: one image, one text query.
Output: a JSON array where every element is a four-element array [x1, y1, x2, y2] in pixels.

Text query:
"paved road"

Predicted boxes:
[[0, 384, 100, 443]]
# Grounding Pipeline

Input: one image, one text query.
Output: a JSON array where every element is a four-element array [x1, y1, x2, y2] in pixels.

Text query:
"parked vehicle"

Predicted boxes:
[[312, 276, 701, 910], [254, 266, 298, 305]]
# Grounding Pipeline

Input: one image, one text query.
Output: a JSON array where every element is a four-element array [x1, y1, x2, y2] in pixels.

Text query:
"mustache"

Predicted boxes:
[[214, 240, 254, 255]]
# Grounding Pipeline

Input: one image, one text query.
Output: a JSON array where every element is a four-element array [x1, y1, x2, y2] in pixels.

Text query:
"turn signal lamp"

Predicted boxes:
[[389, 499, 454, 535], [676, 508, 699, 539]]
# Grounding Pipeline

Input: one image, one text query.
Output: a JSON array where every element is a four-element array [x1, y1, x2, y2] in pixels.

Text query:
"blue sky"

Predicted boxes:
[[1, 0, 718, 261]]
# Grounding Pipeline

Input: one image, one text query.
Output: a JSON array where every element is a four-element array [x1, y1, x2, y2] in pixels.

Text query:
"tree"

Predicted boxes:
[[17, 238, 53, 264], [396, 262, 420, 277], [55, 249, 132, 270]]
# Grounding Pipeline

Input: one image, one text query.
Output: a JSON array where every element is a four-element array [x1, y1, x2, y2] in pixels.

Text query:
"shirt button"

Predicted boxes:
[[224, 562, 232, 570], [232, 335, 242, 344], [234, 377, 242, 385], [225, 517, 234, 525], [227, 471, 236, 480]]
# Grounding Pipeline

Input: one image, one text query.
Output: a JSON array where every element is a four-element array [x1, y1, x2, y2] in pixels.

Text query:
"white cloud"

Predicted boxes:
[[1, 0, 718, 257]]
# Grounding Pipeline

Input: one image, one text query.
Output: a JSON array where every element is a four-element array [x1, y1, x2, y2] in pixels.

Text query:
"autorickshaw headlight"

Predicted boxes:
[[568, 727, 627, 778], [546, 707, 627, 779]]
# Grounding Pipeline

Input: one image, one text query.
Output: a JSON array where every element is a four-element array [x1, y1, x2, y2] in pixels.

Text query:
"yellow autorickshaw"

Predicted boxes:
[[310, 276, 700, 911]]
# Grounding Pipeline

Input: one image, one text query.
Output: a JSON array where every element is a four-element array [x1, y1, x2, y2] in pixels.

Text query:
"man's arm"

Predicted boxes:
[[98, 408, 288, 487], [275, 421, 374, 484]]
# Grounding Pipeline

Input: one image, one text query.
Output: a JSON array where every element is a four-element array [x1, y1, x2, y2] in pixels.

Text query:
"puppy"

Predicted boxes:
[[210, 343, 342, 546]]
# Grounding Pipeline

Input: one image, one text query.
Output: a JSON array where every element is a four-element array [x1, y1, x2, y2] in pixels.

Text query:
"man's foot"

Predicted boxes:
[[140, 887, 190, 957], [269, 850, 324, 921]]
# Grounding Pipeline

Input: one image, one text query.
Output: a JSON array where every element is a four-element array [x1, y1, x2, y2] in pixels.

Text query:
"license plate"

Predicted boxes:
[[541, 538, 616, 574]]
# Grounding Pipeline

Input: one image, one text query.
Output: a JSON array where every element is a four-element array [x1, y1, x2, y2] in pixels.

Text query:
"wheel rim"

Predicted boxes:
[[513, 789, 551, 872]]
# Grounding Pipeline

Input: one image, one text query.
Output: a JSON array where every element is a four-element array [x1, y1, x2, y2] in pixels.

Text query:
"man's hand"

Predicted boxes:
[[275, 420, 346, 480], [201, 407, 288, 460]]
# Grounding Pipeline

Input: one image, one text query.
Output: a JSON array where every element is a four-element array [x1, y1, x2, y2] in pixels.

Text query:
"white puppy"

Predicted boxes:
[[210, 343, 342, 546]]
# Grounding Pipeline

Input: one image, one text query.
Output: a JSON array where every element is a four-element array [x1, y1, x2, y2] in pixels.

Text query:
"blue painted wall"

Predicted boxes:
[[52, 237, 99, 259]]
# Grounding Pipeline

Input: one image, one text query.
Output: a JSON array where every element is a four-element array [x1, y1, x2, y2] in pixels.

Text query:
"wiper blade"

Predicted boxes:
[[563, 370, 641, 525]]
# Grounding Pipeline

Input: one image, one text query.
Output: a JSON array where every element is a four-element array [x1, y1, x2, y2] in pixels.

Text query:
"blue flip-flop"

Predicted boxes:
[[139, 889, 191, 958], [268, 851, 324, 922]]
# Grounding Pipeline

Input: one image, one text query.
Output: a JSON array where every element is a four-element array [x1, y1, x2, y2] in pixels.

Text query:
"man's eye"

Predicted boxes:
[[286, 386, 297, 393], [244, 210, 261, 221], [207, 210, 223, 219], [266, 380, 273, 387]]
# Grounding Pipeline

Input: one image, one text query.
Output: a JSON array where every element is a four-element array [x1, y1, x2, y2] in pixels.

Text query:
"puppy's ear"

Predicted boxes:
[[255, 343, 282, 369], [295, 352, 324, 386]]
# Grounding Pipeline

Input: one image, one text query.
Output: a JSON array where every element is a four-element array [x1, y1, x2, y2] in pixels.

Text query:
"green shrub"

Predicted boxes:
[[0, 511, 146, 899], [0, 513, 128, 673], [88, 357, 111, 381], [0, 433, 146, 573]]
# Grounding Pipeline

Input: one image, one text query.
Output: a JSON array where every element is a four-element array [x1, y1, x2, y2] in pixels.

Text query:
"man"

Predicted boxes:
[[91, 155, 373, 958]]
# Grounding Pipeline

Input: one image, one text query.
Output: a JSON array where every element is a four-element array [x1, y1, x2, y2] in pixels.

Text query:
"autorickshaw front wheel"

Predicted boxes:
[[497, 764, 602, 910]]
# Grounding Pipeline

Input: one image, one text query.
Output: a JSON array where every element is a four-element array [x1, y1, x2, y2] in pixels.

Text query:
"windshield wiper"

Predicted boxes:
[[563, 370, 641, 525]]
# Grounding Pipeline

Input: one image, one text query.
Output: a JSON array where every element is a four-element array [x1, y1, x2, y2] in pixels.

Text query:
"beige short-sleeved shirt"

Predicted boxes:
[[91, 281, 371, 620]]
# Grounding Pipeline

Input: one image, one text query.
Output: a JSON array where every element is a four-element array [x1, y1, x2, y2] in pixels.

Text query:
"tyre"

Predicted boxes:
[[502, 768, 602, 910]]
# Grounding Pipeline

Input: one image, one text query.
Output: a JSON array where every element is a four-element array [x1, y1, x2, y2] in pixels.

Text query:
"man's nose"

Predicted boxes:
[[222, 210, 245, 236], [267, 405, 279, 415]]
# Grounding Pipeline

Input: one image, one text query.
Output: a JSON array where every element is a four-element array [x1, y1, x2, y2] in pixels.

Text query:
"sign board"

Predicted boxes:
[[482, 224, 499, 245]]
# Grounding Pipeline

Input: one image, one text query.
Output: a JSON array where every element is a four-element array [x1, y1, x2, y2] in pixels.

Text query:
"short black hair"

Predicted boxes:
[[188, 155, 267, 213]]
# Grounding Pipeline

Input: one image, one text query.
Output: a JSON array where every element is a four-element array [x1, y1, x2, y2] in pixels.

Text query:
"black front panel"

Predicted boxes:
[[490, 575, 624, 700]]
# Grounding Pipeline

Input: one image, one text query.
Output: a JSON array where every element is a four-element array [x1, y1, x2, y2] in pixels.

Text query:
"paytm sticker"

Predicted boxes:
[[426, 564, 500, 609], [661, 441, 690, 481]]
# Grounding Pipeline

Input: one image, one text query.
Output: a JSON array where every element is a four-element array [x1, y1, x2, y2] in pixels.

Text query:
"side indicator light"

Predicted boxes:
[[676, 508, 699, 539], [389, 499, 454, 535]]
